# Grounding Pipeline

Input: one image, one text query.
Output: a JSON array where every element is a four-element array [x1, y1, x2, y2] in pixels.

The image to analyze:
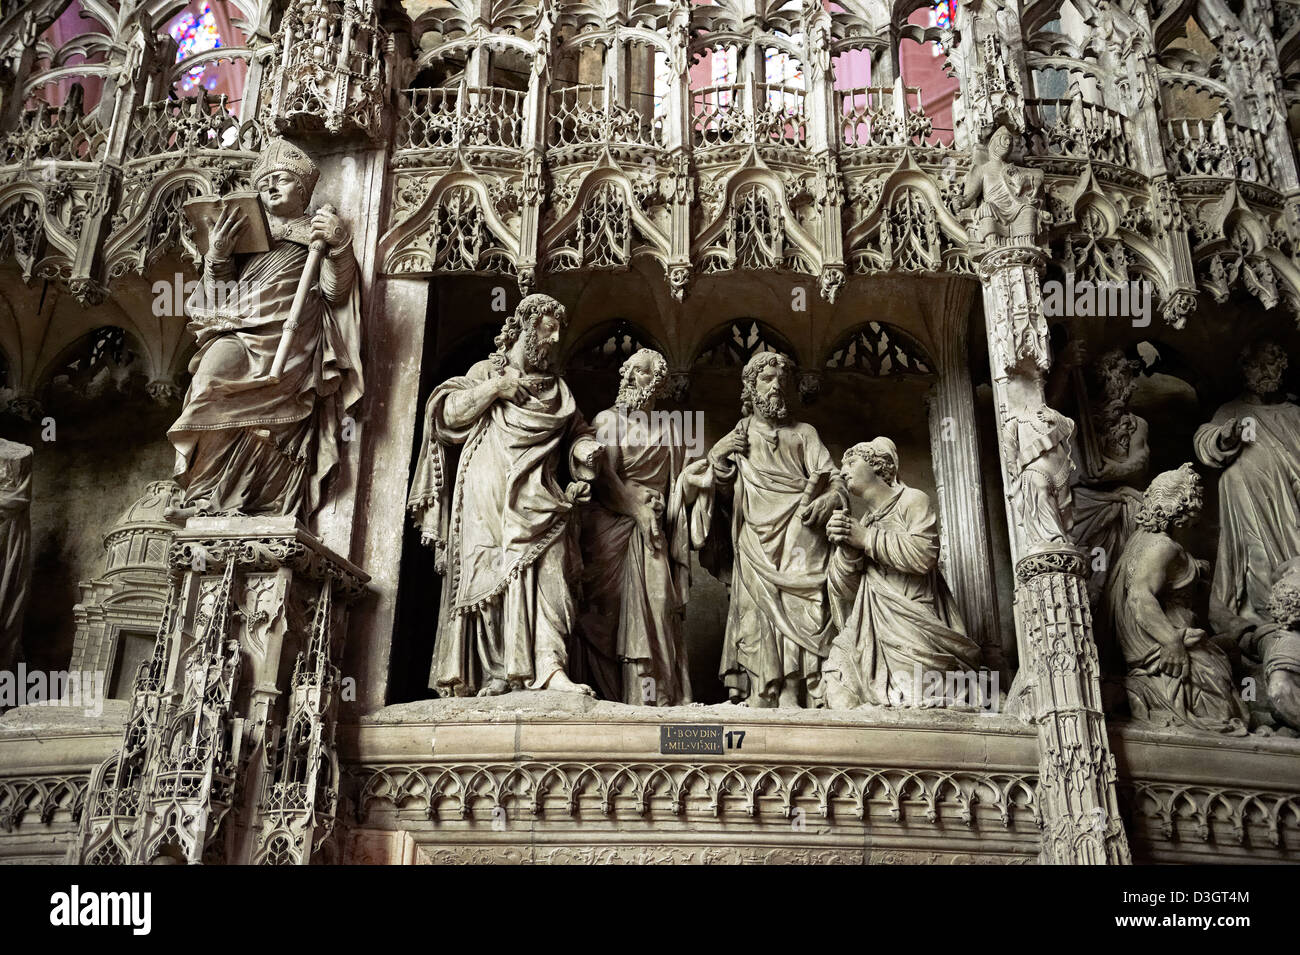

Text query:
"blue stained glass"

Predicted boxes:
[[169, 3, 224, 92]]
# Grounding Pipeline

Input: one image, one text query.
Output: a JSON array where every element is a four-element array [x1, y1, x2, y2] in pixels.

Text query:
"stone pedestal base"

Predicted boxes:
[[74, 517, 367, 865], [339, 695, 1042, 864], [7, 695, 1300, 863]]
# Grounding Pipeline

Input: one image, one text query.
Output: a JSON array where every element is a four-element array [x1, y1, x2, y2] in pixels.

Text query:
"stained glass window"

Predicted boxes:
[[710, 47, 735, 85], [930, 0, 956, 54], [710, 45, 736, 106], [169, 3, 223, 92], [764, 39, 802, 110]]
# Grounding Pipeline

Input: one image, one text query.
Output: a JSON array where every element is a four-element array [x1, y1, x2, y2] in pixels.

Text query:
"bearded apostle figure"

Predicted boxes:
[[1240, 559, 1300, 732], [1194, 340, 1300, 637], [572, 348, 695, 705], [166, 138, 363, 521], [685, 352, 842, 708], [408, 294, 605, 697], [820, 439, 982, 709]]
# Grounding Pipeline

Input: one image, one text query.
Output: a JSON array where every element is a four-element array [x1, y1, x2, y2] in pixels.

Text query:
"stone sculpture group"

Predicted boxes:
[[392, 263, 1300, 728], [408, 294, 987, 710], [1081, 339, 1300, 737]]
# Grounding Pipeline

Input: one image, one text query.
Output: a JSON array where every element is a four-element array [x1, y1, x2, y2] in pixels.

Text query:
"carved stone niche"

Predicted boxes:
[[70, 481, 181, 697], [75, 517, 368, 866], [266, 0, 389, 142]]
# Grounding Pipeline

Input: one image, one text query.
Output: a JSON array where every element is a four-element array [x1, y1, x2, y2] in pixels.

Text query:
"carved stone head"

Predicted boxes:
[[741, 351, 793, 422], [494, 293, 568, 373], [1240, 340, 1288, 396], [797, 370, 823, 405], [1093, 348, 1140, 404], [1097, 399, 1136, 458], [1136, 463, 1203, 532], [252, 138, 320, 218], [841, 437, 900, 493], [988, 124, 1015, 161], [616, 348, 669, 410]]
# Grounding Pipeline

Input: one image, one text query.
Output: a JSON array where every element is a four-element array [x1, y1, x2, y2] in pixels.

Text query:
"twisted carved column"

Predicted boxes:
[[977, 245, 1131, 865]]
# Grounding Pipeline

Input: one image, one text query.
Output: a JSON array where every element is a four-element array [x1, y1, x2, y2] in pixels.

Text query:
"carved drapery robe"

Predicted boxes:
[[822, 484, 980, 708], [1072, 413, 1148, 602], [692, 418, 835, 703], [1073, 486, 1142, 583], [1194, 398, 1300, 633], [0, 440, 32, 671], [978, 164, 1032, 227], [1106, 530, 1248, 735], [1240, 560, 1300, 730], [965, 154, 1041, 243], [574, 409, 693, 705], [1003, 409, 1076, 545], [409, 360, 600, 694], [1242, 621, 1300, 723], [170, 215, 363, 519]]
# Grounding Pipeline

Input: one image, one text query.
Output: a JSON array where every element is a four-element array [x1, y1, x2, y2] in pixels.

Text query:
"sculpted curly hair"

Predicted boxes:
[[493, 294, 567, 364], [842, 438, 899, 486], [1270, 578, 1300, 630], [1240, 339, 1287, 373], [1092, 349, 1139, 404], [1135, 463, 1203, 533], [740, 351, 793, 417]]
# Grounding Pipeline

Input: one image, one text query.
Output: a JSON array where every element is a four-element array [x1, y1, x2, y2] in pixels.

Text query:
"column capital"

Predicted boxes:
[[1015, 544, 1087, 583], [974, 243, 1047, 278], [170, 516, 370, 601]]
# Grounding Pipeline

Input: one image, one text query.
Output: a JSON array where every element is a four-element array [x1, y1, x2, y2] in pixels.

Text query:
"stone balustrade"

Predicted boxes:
[[396, 85, 527, 152], [1024, 97, 1135, 167], [837, 84, 936, 148], [1, 102, 106, 166], [550, 82, 663, 149], [1164, 115, 1276, 187]]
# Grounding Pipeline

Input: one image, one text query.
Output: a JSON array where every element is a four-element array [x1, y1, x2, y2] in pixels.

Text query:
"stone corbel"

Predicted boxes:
[[4, 394, 43, 422], [667, 265, 691, 302], [818, 265, 844, 304], [1159, 288, 1198, 329]]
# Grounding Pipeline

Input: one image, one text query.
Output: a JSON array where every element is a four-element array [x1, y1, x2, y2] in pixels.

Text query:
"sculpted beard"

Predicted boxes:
[[616, 380, 657, 411], [521, 322, 555, 371], [753, 388, 789, 422], [1245, 360, 1284, 395], [1108, 377, 1136, 405]]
